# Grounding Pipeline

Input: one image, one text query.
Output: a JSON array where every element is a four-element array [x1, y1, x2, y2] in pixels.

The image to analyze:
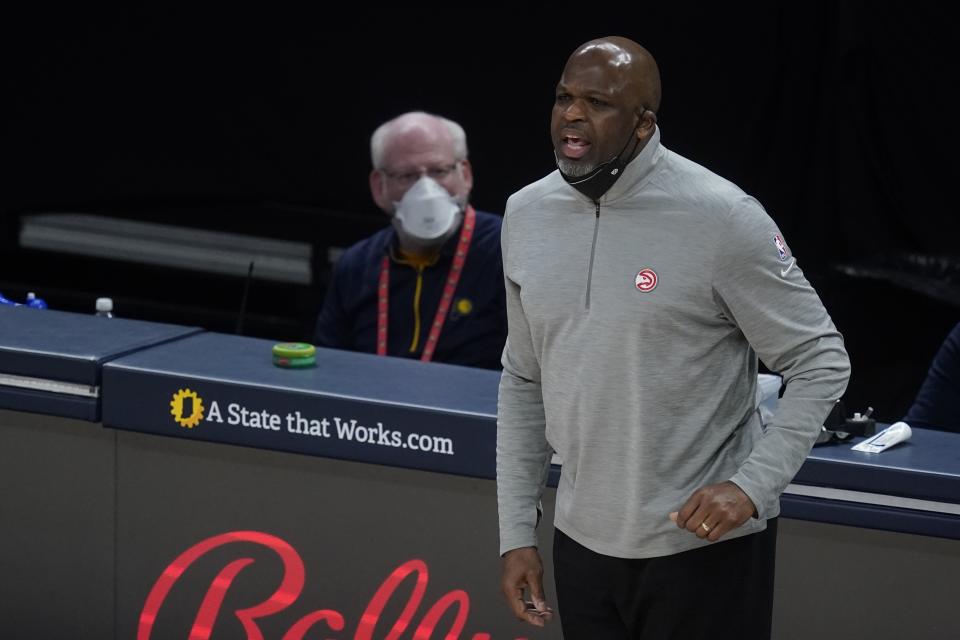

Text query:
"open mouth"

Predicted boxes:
[[560, 134, 591, 160]]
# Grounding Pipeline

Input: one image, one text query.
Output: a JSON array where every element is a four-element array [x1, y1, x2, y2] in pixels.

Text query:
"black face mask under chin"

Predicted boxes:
[[557, 132, 642, 202]]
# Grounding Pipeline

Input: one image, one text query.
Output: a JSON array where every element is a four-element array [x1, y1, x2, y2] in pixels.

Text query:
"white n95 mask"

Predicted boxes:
[[391, 176, 463, 247]]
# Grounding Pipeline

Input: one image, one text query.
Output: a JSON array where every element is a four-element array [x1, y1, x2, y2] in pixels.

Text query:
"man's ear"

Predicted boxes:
[[459, 159, 474, 192], [636, 109, 657, 139], [370, 169, 390, 213]]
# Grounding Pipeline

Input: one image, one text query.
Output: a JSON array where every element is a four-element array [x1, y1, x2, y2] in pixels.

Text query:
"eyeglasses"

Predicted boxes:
[[380, 161, 462, 188]]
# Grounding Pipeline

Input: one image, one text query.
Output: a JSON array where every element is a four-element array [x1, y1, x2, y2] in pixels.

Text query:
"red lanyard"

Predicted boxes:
[[377, 206, 476, 362]]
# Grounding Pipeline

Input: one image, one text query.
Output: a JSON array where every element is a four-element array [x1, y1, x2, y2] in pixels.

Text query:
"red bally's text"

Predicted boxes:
[[138, 530, 529, 640]]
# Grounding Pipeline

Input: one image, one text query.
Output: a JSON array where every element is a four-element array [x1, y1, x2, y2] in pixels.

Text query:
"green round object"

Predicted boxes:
[[273, 354, 317, 368], [272, 342, 316, 359]]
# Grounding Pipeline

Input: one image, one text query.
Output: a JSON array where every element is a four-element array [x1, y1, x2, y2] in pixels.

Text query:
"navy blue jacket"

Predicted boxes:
[[315, 209, 507, 370], [904, 321, 960, 432]]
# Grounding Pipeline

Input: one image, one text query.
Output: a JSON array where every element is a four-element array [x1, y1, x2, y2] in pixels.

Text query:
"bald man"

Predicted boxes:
[[315, 111, 506, 369], [496, 38, 850, 638]]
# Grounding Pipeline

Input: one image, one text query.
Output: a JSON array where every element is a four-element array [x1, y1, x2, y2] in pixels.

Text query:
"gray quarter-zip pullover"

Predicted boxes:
[[497, 127, 850, 558]]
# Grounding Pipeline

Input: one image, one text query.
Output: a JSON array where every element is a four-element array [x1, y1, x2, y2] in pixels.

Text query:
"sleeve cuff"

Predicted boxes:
[[499, 528, 538, 557], [728, 474, 773, 521]]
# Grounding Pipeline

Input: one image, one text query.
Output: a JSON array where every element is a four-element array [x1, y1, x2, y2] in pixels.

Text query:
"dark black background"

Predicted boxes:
[[2, 3, 958, 421]]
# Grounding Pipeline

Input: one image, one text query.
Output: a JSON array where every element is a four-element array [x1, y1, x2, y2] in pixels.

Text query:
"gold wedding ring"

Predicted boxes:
[[700, 522, 712, 533]]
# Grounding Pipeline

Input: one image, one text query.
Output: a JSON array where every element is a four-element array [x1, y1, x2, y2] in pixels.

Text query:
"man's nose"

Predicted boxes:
[[562, 99, 587, 121]]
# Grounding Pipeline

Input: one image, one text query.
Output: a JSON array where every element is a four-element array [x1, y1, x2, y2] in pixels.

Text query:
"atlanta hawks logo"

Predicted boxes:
[[635, 268, 658, 292]]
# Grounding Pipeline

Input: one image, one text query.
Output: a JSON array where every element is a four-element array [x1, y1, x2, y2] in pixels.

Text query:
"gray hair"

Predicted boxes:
[[370, 111, 468, 169]]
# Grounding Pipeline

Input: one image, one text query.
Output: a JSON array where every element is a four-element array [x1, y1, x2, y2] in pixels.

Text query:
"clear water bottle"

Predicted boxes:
[[95, 297, 114, 318]]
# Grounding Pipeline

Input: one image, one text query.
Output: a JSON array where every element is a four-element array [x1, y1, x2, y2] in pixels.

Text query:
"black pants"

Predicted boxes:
[[553, 519, 777, 640]]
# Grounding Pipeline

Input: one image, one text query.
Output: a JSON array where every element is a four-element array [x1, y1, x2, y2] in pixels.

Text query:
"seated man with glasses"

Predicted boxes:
[[314, 111, 507, 369]]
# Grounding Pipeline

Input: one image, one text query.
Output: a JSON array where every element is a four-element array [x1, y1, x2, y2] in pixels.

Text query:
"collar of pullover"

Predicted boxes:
[[587, 125, 662, 206]]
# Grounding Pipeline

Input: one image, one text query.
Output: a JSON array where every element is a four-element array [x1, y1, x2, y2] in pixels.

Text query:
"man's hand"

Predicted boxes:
[[669, 480, 757, 542], [500, 546, 554, 627]]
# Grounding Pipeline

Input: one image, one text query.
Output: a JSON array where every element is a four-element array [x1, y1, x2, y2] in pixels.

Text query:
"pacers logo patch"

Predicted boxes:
[[449, 297, 474, 320], [635, 268, 658, 292]]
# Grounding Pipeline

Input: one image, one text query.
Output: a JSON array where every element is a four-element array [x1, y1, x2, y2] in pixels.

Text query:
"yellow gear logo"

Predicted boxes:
[[170, 388, 204, 428]]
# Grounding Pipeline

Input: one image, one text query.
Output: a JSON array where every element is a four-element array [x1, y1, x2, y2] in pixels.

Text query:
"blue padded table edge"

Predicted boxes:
[[98, 330, 959, 538], [101, 332, 501, 480], [780, 493, 960, 540], [0, 305, 203, 386], [0, 385, 99, 422], [795, 426, 960, 505], [102, 331, 500, 417]]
